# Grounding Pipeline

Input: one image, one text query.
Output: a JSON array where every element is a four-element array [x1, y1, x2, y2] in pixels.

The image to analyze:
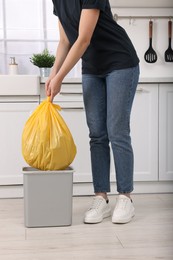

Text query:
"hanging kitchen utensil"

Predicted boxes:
[[165, 20, 173, 62], [144, 20, 157, 63]]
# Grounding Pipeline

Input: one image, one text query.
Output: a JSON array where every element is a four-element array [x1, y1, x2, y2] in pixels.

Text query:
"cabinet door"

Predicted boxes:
[[130, 84, 159, 181], [159, 84, 173, 181], [59, 103, 92, 183], [0, 102, 38, 185]]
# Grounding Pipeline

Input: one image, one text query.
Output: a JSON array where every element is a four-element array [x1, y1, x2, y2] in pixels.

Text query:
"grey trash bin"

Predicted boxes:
[[22, 167, 74, 228]]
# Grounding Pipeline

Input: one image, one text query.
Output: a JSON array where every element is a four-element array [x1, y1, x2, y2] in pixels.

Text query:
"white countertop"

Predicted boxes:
[[40, 77, 173, 84], [139, 77, 173, 83], [0, 75, 172, 96], [0, 75, 40, 95]]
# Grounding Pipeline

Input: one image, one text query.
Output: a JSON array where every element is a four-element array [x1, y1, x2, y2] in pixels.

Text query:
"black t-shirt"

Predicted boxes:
[[52, 0, 139, 75]]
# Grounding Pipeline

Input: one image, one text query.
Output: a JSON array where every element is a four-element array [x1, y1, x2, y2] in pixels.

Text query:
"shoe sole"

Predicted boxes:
[[84, 210, 111, 224], [112, 210, 135, 224]]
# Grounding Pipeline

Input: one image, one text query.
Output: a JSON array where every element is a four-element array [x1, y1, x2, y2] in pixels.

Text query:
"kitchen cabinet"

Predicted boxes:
[[131, 84, 159, 181], [109, 84, 159, 182], [0, 79, 172, 198], [59, 105, 92, 183], [40, 82, 159, 183], [0, 98, 39, 185], [159, 84, 173, 181]]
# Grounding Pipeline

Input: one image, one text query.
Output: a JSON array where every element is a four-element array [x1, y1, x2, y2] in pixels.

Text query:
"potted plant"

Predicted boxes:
[[30, 49, 55, 77]]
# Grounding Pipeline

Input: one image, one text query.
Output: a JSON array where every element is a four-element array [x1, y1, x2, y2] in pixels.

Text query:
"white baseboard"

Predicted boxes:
[[0, 181, 173, 199]]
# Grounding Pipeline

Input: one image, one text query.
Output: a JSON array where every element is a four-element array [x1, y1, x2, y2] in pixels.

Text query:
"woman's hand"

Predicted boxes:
[[45, 75, 62, 102]]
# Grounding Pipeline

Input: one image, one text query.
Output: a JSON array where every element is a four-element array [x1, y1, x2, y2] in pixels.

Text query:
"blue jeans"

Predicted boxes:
[[82, 65, 139, 193]]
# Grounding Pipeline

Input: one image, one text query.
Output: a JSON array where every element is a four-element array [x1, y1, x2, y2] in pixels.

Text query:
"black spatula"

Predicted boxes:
[[144, 21, 157, 63], [165, 20, 173, 62]]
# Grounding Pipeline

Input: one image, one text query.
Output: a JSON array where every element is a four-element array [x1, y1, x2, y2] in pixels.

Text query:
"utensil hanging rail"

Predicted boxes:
[[114, 14, 173, 21]]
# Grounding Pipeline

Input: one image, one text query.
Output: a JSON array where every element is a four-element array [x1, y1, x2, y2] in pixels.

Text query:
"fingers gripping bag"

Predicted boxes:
[[22, 97, 77, 170]]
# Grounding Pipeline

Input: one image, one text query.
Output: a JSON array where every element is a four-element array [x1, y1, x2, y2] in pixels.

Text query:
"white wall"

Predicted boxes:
[[113, 8, 173, 78]]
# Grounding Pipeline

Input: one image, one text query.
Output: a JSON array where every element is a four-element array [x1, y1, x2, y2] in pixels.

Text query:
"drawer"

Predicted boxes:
[[40, 83, 83, 102]]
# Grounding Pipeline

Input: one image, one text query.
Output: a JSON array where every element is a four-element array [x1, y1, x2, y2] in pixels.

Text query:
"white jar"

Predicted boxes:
[[9, 57, 18, 75]]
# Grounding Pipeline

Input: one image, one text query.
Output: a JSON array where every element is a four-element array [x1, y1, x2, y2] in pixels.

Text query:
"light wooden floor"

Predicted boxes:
[[0, 194, 173, 260]]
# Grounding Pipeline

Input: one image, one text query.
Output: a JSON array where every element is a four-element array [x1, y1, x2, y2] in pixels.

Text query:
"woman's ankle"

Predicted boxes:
[[119, 193, 131, 199], [95, 192, 108, 200]]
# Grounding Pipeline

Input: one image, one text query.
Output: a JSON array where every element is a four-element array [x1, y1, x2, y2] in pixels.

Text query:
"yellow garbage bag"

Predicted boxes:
[[22, 97, 76, 170]]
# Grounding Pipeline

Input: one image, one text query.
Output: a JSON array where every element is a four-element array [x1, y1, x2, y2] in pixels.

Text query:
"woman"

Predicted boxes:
[[46, 0, 140, 224]]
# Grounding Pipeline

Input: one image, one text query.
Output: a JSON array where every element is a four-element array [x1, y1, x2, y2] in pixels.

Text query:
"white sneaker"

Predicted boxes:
[[84, 196, 111, 224], [112, 195, 135, 224]]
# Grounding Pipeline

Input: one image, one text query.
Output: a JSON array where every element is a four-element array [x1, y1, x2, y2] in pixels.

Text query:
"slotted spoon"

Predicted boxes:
[[165, 20, 173, 62], [144, 21, 157, 63]]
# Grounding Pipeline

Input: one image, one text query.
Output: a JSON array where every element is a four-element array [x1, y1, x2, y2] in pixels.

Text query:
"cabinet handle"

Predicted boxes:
[[60, 92, 82, 95], [136, 87, 144, 92], [61, 107, 84, 111]]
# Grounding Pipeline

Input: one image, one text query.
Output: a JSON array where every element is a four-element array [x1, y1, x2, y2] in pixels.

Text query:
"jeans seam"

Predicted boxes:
[[125, 67, 136, 134]]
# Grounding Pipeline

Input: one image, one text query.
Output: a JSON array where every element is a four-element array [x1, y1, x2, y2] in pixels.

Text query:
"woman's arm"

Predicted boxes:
[[47, 9, 100, 101], [45, 21, 71, 95]]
